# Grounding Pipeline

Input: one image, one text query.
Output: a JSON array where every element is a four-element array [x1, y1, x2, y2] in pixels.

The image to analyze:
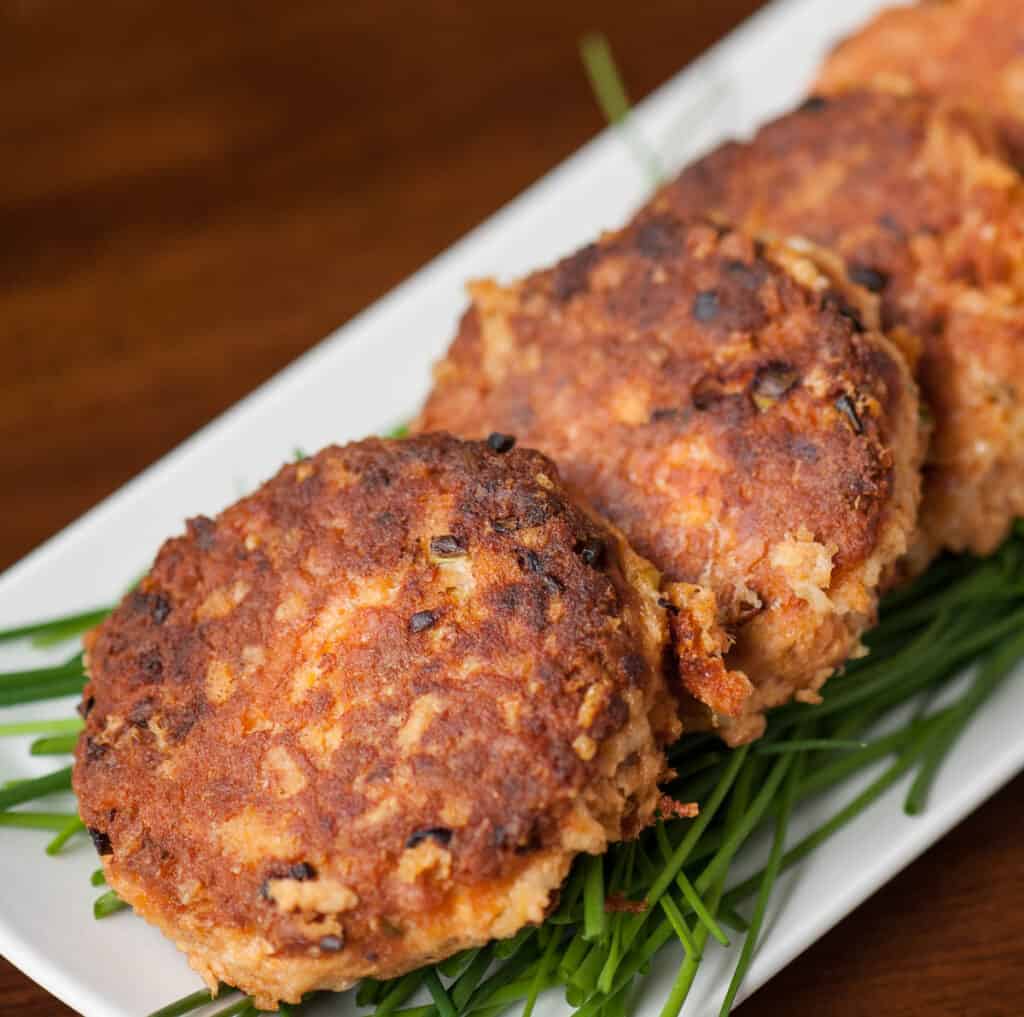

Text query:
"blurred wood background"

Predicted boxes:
[[1, 1, 1021, 1014]]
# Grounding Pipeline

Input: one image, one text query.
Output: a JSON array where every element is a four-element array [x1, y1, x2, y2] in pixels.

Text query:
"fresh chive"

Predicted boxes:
[[93, 889, 129, 919], [90, 867, 107, 886], [0, 717, 82, 737], [656, 750, 756, 1017], [0, 673, 86, 707], [619, 744, 750, 956], [451, 945, 493, 1010], [723, 742, 926, 909], [0, 608, 109, 647], [754, 738, 866, 754], [0, 811, 80, 832], [583, 854, 607, 941], [468, 973, 560, 1010], [906, 626, 1024, 814], [423, 969, 457, 1017], [556, 931, 590, 982], [658, 891, 696, 955], [0, 765, 73, 810], [30, 733, 79, 755], [386, 423, 410, 439], [45, 815, 85, 855], [569, 943, 605, 993], [145, 987, 222, 1017], [356, 979, 384, 1008], [694, 753, 792, 896], [437, 947, 477, 980], [571, 919, 674, 1017], [719, 744, 804, 1014], [0, 652, 83, 685], [208, 999, 255, 1017], [717, 902, 749, 933], [463, 939, 542, 1013], [673, 868, 729, 946], [374, 971, 426, 1017], [492, 925, 533, 960], [580, 33, 661, 183]]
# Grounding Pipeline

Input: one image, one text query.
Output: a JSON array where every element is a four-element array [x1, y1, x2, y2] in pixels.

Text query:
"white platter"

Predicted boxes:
[[3, 0, 1022, 1014]]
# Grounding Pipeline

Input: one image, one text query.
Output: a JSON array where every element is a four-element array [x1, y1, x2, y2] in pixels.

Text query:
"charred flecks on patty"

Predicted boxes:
[[817, 0, 1024, 170], [418, 218, 923, 744], [73, 433, 742, 1007], [650, 88, 1024, 563]]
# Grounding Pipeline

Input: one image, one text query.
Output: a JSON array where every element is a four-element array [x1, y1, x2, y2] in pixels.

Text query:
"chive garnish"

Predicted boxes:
[[93, 889, 129, 919], [0, 717, 82, 737], [580, 33, 662, 184], [0, 607, 110, 647], [583, 854, 607, 941], [30, 733, 79, 756], [423, 969, 457, 1017], [144, 987, 222, 1017], [207, 998, 255, 1017], [45, 816, 85, 855], [0, 765, 72, 810], [374, 971, 426, 1017], [522, 929, 561, 1017], [718, 740, 804, 1014], [0, 811, 80, 832]]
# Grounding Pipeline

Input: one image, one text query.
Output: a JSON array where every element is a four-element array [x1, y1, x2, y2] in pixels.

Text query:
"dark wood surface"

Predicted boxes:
[[1, 2, 1022, 1014]]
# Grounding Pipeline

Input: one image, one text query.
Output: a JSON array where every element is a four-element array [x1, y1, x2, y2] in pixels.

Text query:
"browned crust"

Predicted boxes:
[[817, 0, 1024, 169], [649, 88, 1024, 558], [418, 219, 922, 742], [73, 434, 686, 1006]]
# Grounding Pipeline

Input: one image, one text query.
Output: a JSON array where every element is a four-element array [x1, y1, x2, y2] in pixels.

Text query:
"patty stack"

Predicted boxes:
[[73, 1, 1024, 1007]]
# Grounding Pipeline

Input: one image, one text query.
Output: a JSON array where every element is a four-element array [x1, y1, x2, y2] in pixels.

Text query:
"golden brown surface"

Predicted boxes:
[[652, 89, 1024, 562], [4, 3, 1023, 1015], [73, 434, 692, 1006], [818, 0, 1024, 169], [418, 219, 922, 743]]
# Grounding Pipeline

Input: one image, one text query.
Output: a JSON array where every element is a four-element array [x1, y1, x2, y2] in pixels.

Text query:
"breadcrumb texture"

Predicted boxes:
[[418, 220, 922, 743], [817, 0, 1024, 169], [73, 434, 689, 1008], [651, 89, 1024, 560]]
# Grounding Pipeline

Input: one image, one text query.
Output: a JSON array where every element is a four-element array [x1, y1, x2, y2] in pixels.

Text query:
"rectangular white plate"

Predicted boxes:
[[3, 0, 1022, 1015]]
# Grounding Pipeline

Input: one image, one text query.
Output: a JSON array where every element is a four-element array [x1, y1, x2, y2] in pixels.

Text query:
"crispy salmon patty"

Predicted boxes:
[[418, 220, 922, 743], [72, 434, 743, 1007], [817, 0, 1024, 170], [650, 89, 1024, 561]]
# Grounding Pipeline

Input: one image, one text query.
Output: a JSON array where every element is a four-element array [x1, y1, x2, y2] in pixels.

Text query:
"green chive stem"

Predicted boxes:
[[423, 969, 457, 1017], [45, 815, 85, 855], [30, 733, 79, 755], [0, 765, 73, 810], [93, 889, 129, 919], [0, 811, 80, 832], [580, 33, 662, 183], [583, 854, 607, 941], [0, 608, 109, 647], [0, 717, 82, 737], [144, 986, 222, 1017]]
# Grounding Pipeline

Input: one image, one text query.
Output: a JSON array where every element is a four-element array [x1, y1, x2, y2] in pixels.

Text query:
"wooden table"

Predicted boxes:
[[1, 2, 1021, 1014]]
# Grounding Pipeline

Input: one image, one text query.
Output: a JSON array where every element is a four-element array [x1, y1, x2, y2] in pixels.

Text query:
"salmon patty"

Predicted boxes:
[[418, 220, 922, 743], [650, 89, 1024, 560], [817, 0, 1024, 169], [73, 434, 736, 1007]]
